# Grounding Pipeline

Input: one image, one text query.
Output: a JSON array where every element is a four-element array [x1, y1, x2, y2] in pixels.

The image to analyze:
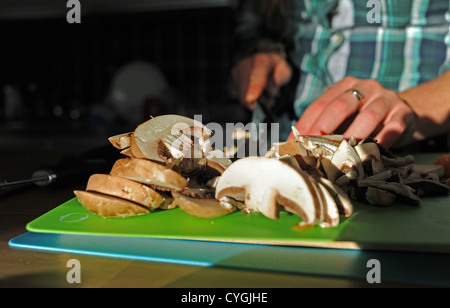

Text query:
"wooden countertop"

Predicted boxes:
[[0, 150, 444, 289]]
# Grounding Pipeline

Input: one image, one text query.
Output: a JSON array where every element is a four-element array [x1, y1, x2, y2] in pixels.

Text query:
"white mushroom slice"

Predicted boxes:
[[277, 155, 301, 170], [296, 135, 345, 159], [215, 157, 320, 225], [131, 114, 212, 164], [316, 177, 353, 217], [316, 181, 340, 228], [109, 158, 188, 191], [108, 132, 133, 150], [291, 126, 301, 141], [324, 139, 364, 183], [172, 191, 236, 219], [354, 142, 384, 175]]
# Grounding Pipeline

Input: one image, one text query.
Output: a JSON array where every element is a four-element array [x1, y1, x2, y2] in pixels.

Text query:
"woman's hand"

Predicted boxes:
[[290, 76, 417, 148], [232, 52, 292, 110]]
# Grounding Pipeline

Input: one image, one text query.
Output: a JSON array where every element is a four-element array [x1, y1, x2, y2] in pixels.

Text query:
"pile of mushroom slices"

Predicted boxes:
[[274, 127, 450, 208], [74, 114, 236, 219], [74, 114, 449, 230], [217, 129, 450, 228]]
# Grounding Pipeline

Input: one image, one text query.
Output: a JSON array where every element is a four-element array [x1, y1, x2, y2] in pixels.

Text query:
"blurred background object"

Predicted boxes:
[[0, 0, 246, 152], [0, 0, 447, 155], [106, 61, 170, 125]]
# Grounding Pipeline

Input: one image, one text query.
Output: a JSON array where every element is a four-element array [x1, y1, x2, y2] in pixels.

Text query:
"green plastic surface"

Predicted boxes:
[[26, 153, 450, 253], [26, 195, 450, 253]]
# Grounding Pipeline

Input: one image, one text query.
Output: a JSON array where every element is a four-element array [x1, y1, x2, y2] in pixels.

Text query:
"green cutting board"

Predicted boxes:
[[26, 195, 450, 253], [26, 153, 450, 253]]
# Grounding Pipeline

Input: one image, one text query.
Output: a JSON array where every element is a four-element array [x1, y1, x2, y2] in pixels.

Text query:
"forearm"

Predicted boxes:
[[397, 70, 450, 144]]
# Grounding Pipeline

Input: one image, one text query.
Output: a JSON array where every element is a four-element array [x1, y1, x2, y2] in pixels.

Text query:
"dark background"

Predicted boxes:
[[0, 0, 448, 155], [0, 1, 249, 153]]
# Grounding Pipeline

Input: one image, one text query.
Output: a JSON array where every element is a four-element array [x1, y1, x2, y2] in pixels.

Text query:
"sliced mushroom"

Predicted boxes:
[[316, 176, 353, 217], [215, 157, 321, 226], [381, 154, 415, 168], [108, 132, 133, 150], [356, 179, 421, 206], [401, 178, 450, 197], [86, 174, 165, 211], [131, 114, 212, 164], [74, 190, 150, 218], [365, 187, 397, 207], [109, 158, 188, 191], [201, 149, 233, 174], [277, 155, 301, 170], [267, 140, 317, 169], [411, 164, 445, 178], [324, 139, 364, 185], [172, 189, 236, 219], [315, 180, 340, 228], [364, 170, 395, 182], [354, 141, 384, 175], [120, 147, 134, 158], [296, 135, 345, 159]]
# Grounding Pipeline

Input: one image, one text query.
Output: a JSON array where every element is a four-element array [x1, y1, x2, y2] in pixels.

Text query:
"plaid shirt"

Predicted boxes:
[[235, 0, 450, 119]]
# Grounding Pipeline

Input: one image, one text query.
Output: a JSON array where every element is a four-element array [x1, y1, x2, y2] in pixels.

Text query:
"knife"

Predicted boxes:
[[0, 144, 121, 197], [0, 169, 57, 190]]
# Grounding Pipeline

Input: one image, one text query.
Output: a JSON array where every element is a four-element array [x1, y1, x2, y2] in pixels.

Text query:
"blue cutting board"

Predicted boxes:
[[9, 231, 450, 286]]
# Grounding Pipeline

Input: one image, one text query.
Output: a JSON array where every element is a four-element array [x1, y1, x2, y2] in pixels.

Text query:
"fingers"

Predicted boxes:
[[233, 53, 291, 110], [245, 55, 271, 105], [292, 77, 414, 148], [343, 97, 390, 140], [295, 77, 359, 134], [307, 91, 362, 135], [273, 58, 292, 88], [373, 104, 414, 148]]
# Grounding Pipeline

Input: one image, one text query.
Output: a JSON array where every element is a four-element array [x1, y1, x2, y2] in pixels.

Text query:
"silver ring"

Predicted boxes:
[[349, 89, 364, 102]]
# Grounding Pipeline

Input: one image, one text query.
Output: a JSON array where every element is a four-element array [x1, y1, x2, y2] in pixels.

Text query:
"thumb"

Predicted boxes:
[[272, 59, 292, 87]]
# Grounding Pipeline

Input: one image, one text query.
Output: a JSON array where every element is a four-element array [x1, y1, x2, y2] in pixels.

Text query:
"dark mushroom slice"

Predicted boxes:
[[365, 187, 397, 207], [356, 179, 421, 206], [381, 155, 415, 168], [402, 178, 450, 197]]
